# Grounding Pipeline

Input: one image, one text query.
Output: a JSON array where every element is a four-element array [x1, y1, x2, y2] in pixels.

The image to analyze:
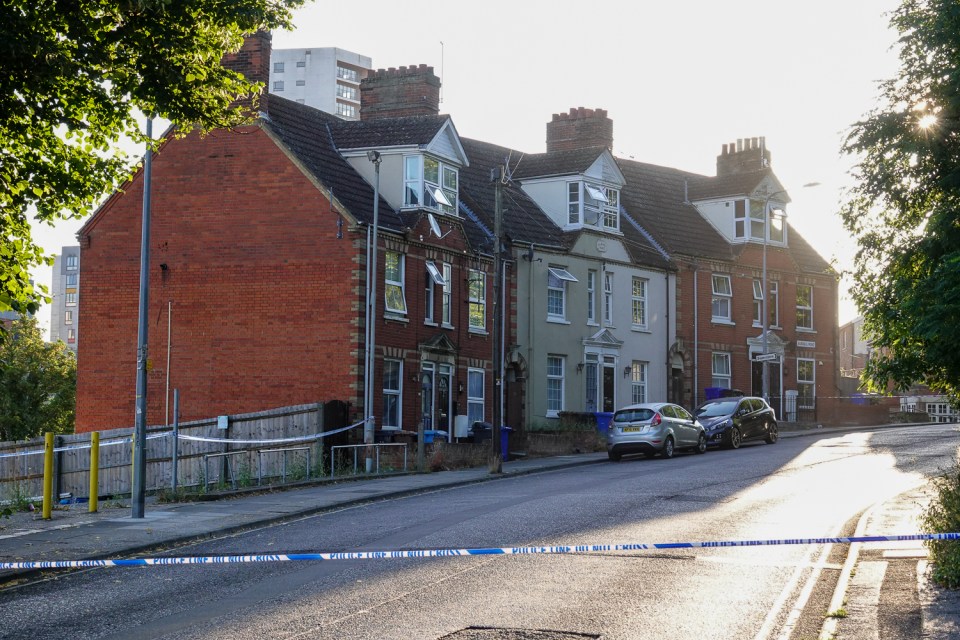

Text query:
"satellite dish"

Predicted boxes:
[[427, 213, 452, 239]]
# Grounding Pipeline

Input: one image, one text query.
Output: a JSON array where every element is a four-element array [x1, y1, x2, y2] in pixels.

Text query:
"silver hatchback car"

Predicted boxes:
[[607, 402, 707, 461]]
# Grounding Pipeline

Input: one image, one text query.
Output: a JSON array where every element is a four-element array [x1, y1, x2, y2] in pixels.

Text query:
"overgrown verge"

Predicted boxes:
[[922, 458, 960, 588]]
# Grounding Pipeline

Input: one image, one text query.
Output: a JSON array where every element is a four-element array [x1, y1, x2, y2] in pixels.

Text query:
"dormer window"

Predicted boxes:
[[404, 155, 458, 216], [733, 199, 787, 244], [567, 181, 620, 231]]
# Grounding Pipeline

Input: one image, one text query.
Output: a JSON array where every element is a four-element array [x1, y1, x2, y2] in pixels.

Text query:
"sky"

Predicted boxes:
[[31, 0, 903, 333]]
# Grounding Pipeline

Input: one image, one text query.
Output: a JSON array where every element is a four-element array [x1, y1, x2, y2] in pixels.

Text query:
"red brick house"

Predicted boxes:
[[75, 33, 502, 436]]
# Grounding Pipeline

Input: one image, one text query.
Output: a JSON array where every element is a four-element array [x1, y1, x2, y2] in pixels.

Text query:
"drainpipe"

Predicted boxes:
[[665, 271, 670, 403], [526, 243, 536, 428], [692, 263, 699, 409]]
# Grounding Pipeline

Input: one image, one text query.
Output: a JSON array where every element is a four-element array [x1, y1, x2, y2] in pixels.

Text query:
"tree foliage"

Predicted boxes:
[[0, 0, 305, 313], [0, 316, 77, 441], [841, 0, 960, 396]]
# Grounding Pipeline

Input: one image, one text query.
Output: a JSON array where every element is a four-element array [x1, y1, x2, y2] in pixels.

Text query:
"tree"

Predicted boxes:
[[841, 0, 960, 396], [0, 0, 305, 314], [0, 316, 77, 441]]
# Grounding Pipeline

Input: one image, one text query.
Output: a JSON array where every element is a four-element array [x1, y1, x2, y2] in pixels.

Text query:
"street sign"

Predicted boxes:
[[756, 353, 779, 362]]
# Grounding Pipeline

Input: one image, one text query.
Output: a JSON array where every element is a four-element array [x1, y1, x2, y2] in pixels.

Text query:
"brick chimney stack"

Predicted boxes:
[[545, 107, 614, 153], [716, 136, 771, 176], [221, 30, 272, 115], [360, 65, 441, 120]]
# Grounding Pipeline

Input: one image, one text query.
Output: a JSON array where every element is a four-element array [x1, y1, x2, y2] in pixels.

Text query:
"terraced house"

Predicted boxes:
[[75, 33, 839, 437]]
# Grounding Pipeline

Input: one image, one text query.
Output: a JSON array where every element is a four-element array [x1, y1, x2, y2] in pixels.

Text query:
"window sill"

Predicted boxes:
[[796, 328, 817, 334], [545, 411, 560, 419], [547, 317, 571, 325], [441, 323, 455, 331], [711, 318, 735, 326], [631, 325, 650, 333], [424, 320, 438, 327], [754, 323, 783, 330], [586, 321, 599, 327], [469, 328, 489, 336], [384, 313, 409, 324]]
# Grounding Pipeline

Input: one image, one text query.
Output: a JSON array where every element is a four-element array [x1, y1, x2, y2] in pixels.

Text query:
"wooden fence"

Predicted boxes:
[[0, 402, 358, 502]]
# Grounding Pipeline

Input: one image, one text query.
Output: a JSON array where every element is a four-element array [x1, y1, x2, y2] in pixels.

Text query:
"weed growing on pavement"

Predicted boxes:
[[921, 458, 960, 588], [3, 482, 37, 512], [826, 608, 848, 619]]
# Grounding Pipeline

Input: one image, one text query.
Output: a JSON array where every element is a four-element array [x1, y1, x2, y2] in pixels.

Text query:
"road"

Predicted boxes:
[[1, 424, 956, 639]]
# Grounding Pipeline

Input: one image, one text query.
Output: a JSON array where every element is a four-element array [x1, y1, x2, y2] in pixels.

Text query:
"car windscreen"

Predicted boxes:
[[613, 408, 655, 423], [696, 400, 739, 417]]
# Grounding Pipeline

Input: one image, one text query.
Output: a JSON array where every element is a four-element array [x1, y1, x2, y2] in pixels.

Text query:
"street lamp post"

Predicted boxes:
[[760, 189, 786, 407], [364, 151, 381, 474]]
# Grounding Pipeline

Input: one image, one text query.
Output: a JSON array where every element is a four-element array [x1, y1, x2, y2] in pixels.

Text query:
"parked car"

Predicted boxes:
[[695, 396, 778, 449], [607, 402, 707, 461]]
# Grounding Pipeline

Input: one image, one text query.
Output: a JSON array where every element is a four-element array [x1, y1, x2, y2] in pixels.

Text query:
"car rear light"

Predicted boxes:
[[652, 412, 662, 426]]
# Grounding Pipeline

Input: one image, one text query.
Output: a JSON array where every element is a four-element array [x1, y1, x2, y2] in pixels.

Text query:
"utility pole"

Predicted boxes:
[[491, 164, 505, 473]]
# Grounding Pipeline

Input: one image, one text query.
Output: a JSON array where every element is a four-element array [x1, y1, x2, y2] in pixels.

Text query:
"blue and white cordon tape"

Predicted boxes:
[[2, 532, 958, 571]]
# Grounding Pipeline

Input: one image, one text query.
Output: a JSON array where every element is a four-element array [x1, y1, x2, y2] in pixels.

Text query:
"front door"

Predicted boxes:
[[751, 360, 782, 418], [602, 356, 616, 412]]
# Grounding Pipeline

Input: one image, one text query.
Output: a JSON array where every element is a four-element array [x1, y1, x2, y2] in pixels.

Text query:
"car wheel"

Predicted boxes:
[[608, 451, 622, 462], [764, 421, 779, 444], [661, 436, 675, 459], [726, 427, 742, 450], [694, 433, 707, 454]]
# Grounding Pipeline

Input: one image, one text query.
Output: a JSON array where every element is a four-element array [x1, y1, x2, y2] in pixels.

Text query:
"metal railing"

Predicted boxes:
[[330, 443, 408, 479]]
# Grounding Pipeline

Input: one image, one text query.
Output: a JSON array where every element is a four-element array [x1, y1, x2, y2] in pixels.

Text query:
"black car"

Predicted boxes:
[[695, 396, 778, 449]]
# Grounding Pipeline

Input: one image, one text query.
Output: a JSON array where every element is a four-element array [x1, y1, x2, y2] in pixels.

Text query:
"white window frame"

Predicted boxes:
[[67, 328, 76, 343], [631, 277, 648, 329], [273, 80, 284, 91], [64, 310, 73, 325], [65, 292, 78, 306], [797, 358, 815, 409], [384, 251, 407, 315], [403, 154, 458, 216], [425, 261, 445, 324], [796, 284, 814, 330], [468, 269, 486, 332], [749, 199, 765, 240], [711, 352, 731, 389], [631, 361, 648, 404], [603, 272, 614, 326], [382, 359, 403, 429], [586, 270, 597, 325], [336, 103, 356, 118], [546, 355, 565, 417], [337, 66, 359, 82], [547, 267, 577, 322], [734, 200, 746, 239], [752, 279, 763, 326], [567, 182, 581, 225], [441, 262, 452, 326], [467, 368, 485, 425], [768, 280, 779, 327], [711, 274, 732, 322]]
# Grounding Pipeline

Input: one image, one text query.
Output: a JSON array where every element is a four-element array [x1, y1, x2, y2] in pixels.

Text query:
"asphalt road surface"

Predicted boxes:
[[1, 424, 956, 640]]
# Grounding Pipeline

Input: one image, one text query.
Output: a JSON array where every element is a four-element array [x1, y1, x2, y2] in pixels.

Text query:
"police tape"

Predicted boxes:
[[2, 532, 958, 570]]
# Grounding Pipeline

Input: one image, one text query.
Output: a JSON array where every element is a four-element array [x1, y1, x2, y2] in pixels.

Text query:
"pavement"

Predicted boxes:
[[0, 425, 957, 639]]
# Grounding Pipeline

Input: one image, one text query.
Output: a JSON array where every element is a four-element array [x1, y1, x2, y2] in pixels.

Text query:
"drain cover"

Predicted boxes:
[[440, 628, 599, 640]]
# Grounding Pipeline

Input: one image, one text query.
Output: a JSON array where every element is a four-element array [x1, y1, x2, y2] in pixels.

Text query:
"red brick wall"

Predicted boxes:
[[76, 126, 360, 432], [674, 243, 839, 417]]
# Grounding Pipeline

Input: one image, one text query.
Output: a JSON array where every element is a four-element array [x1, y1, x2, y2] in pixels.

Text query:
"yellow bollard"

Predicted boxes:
[[42, 432, 53, 520], [89, 432, 99, 513]]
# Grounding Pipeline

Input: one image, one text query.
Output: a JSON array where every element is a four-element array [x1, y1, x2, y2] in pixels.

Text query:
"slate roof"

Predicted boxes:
[[510, 146, 611, 179], [458, 138, 567, 252], [617, 159, 735, 262], [326, 114, 451, 151], [264, 96, 403, 230], [686, 168, 787, 202]]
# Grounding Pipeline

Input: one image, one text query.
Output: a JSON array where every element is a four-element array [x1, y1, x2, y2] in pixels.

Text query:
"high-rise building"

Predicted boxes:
[[50, 246, 80, 350], [268, 47, 371, 119]]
